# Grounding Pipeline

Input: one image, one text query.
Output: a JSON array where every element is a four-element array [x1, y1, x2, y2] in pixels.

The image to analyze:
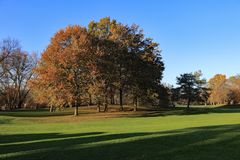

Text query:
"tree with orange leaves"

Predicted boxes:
[[30, 26, 94, 116], [226, 75, 240, 104], [208, 74, 228, 105]]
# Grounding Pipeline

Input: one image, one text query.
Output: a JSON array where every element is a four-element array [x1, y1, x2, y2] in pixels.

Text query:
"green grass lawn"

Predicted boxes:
[[1, 105, 240, 160]]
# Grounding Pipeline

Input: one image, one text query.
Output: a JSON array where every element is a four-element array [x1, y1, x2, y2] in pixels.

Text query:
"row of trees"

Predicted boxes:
[[29, 17, 165, 115], [172, 71, 240, 108], [208, 74, 240, 105], [1, 17, 239, 114]]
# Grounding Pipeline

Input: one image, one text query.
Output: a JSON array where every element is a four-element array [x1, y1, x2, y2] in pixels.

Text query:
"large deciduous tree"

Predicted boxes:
[[0, 38, 37, 109], [89, 17, 132, 111], [30, 26, 94, 115], [88, 17, 164, 111]]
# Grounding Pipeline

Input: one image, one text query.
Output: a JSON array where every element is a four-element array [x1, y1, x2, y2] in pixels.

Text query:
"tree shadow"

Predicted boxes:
[[0, 110, 87, 117], [0, 118, 13, 124], [214, 104, 240, 109], [1, 105, 240, 119], [136, 105, 240, 117], [1, 124, 240, 160], [0, 132, 104, 144]]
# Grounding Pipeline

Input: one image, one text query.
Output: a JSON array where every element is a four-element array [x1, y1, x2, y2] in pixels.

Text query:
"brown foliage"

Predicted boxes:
[[208, 74, 228, 104], [30, 26, 94, 113]]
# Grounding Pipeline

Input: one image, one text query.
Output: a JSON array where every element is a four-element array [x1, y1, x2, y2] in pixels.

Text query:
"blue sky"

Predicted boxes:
[[0, 0, 240, 85]]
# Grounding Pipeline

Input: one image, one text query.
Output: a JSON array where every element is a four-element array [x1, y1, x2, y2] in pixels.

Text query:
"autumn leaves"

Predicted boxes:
[[30, 17, 164, 115]]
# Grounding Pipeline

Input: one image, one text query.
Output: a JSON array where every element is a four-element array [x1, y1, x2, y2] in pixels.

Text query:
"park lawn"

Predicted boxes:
[[1, 106, 240, 160]]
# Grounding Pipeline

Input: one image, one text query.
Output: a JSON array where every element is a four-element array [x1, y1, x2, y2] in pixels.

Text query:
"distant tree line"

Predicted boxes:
[[208, 74, 240, 105], [171, 72, 240, 107]]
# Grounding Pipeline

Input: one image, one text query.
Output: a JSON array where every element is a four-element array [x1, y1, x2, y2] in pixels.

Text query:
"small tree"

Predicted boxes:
[[176, 71, 207, 108]]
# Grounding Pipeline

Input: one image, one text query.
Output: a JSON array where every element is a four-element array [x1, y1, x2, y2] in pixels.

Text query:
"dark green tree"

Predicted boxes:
[[88, 17, 164, 111], [176, 72, 207, 108], [193, 70, 209, 105]]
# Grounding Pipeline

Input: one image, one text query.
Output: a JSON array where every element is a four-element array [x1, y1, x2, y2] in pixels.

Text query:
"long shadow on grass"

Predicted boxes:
[[137, 105, 240, 117], [0, 132, 104, 144], [0, 108, 97, 117], [0, 110, 74, 117], [1, 124, 240, 160], [2, 105, 240, 118], [0, 118, 13, 124]]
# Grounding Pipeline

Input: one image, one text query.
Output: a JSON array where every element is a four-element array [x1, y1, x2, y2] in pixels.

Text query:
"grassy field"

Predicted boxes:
[[1, 105, 240, 160]]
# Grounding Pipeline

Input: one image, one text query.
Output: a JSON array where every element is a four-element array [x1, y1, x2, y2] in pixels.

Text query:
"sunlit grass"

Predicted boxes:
[[1, 105, 240, 159]]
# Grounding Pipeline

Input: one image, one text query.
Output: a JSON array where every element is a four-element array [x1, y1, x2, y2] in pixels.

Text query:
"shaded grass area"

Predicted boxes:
[[1, 124, 240, 160], [0, 109, 75, 117], [1, 104, 240, 118], [1, 105, 240, 159]]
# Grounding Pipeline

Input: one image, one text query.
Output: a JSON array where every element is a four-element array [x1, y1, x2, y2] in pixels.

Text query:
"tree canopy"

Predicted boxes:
[[30, 17, 165, 115]]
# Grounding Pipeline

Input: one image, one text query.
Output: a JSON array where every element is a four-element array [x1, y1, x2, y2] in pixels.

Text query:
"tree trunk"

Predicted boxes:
[[49, 105, 53, 112], [16, 87, 21, 109], [97, 101, 101, 112], [17, 100, 23, 109], [89, 93, 92, 106], [110, 95, 115, 105], [104, 95, 108, 112], [17, 89, 30, 109], [74, 106, 78, 116], [74, 100, 79, 116], [119, 62, 124, 111], [119, 88, 123, 111], [187, 97, 191, 109], [133, 97, 138, 112], [104, 103, 108, 112]]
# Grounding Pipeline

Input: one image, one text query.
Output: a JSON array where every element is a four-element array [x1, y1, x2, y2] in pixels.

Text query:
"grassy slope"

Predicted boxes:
[[1, 106, 240, 160]]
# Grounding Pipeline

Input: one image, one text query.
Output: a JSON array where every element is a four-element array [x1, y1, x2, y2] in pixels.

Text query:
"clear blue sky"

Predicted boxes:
[[1, 0, 240, 85]]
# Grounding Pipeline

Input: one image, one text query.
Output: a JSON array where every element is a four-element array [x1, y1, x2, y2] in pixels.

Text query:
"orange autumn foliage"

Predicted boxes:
[[30, 26, 94, 111]]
